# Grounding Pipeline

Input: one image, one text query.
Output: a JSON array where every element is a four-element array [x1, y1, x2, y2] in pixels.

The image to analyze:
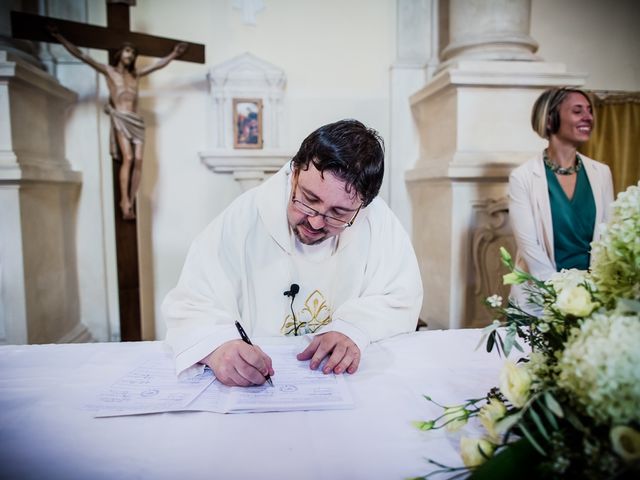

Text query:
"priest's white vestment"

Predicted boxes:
[[163, 164, 423, 374]]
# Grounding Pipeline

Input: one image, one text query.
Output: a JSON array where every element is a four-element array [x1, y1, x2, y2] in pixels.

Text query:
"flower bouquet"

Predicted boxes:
[[413, 182, 640, 479]]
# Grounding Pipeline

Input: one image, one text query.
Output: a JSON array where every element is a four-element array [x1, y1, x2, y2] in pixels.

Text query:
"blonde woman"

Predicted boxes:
[[509, 88, 614, 308]]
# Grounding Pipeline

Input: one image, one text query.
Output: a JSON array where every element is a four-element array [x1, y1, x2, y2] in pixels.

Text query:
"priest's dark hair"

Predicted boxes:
[[291, 119, 384, 207]]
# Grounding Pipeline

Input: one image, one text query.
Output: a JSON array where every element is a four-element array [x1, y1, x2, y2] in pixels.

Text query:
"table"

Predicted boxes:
[[0, 329, 506, 479]]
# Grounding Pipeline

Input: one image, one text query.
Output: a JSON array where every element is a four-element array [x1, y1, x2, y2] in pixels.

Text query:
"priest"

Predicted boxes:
[[163, 119, 423, 386]]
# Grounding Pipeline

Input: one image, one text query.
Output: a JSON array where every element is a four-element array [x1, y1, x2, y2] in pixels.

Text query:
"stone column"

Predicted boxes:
[[388, 0, 438, 233], [406, 0, 586, 329], [440, 0, 538, 67], [0, 50, 91, 344]]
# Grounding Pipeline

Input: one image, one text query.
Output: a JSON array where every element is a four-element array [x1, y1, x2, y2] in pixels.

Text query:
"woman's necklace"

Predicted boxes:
[[543, 149, 583, 175]]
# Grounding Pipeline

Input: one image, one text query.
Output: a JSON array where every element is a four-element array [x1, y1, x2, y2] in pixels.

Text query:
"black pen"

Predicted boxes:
[[234, 321, 274, 386]]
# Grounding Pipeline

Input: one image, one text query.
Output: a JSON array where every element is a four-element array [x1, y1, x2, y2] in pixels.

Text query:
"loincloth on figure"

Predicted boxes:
[[104, 104, 145, 162]]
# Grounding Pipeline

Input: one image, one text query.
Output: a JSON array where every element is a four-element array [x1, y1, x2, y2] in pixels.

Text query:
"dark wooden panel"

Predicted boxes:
[[112, 161, 142, 341], [118, 287, 142, 341], [106, 2, 130, 32], [11, 11, 205, 63]]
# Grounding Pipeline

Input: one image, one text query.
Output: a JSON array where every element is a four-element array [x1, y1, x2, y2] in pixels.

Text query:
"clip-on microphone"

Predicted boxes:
[[283, 284, 300, 334], [283, 284, 300, 298]]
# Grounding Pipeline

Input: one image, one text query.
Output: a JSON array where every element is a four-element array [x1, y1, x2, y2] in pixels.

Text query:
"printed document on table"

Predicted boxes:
[[185, 344, 355, 413], [85, 351, 214, 417], [86, 344, 354, 417]]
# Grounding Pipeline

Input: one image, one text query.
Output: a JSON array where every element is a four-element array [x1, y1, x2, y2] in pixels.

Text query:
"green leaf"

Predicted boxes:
[[475, 333, 488, 351], [495, 333, 505, 356], [487, 331, 496, 353], [565, 410, 587, 433], [518, 423, 547, 456], [527, 406, 550, 441], [496, 411, 522, 433], [469, 438, 541, 480], [543, 392, 563, 418], [482, 321, 501, 334], [539, 401, 559, 430], [503, 326, 519, 356], [478, 321, 502, 351]]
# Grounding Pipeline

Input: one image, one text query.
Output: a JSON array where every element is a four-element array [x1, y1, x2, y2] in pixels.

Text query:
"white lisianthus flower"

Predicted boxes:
[[610, 425, 640, 463], [487, 295, 503, 308], [443, 405, 469, 432], [479, 398, 507, 442], [554, 284, 598, 317], [460, 437, 495, 467], [503, 271, 527, 285], [499, 361, 531, 408], [499, 247, 512, 264]]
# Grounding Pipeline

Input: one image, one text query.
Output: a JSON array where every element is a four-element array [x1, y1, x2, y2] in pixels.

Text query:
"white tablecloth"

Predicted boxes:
[[0, 329, 508, 480]]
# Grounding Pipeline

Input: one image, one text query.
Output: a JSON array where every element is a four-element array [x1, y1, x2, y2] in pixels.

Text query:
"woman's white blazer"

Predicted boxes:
[[508, 152, 614, 281]]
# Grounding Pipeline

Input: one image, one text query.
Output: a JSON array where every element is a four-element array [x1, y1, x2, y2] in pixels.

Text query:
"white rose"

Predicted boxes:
[[547, 268, 590, 292], [499, 361, 531, 408], [554, 285, 597, 317], [479, 398, 507, 442], [460, 437, 495, 467]]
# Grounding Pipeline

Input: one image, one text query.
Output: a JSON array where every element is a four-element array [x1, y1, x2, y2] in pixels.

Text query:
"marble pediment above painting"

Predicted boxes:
[[208, 52, 286, 91], [200, 52, 292, 190]]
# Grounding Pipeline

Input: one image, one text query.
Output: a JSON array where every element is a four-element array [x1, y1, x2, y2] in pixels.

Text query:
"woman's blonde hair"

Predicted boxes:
[[531, 87, 595, 139]]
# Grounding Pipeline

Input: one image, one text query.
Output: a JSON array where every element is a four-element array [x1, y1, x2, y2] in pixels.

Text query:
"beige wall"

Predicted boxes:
[[531, 0, 640, 90], [120, 0, 396, 340], [59, 0, 638, 341]]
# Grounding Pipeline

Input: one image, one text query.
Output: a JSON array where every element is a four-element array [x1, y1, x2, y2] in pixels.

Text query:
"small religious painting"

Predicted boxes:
[[233, 98, 263, 149]]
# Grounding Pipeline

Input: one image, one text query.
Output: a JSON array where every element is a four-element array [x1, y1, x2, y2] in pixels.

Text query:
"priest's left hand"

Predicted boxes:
[[296, 331, 360, 375]]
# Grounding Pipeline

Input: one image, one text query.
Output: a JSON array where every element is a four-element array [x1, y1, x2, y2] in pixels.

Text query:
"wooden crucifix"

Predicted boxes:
[[11, 0, 205, 341]]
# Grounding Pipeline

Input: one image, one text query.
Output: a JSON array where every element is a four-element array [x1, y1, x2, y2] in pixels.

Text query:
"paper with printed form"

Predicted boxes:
[[87, 344, 354, 417], [85, 352, 215, 417], [186, 344, 354, 413]]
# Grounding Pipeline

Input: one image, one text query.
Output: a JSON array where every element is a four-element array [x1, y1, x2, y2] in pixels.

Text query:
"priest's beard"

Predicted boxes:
[[292, 220, 330, 246]]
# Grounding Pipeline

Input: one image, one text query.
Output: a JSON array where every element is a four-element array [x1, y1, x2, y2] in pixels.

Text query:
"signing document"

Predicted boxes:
[[87, 344, 354, 417]]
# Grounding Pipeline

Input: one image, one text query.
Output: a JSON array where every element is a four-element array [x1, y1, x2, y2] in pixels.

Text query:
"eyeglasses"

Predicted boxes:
[[291, 178, 362, 229]]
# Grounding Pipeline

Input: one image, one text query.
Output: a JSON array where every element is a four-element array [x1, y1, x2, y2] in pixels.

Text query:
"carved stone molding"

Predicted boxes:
[[207, 52, 286, 150], [202, 52, 288, 189], [467, 196, 516, 328], [199, 149, 293, 191]]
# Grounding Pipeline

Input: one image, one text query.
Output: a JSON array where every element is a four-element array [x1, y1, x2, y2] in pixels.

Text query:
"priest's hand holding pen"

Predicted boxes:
[[234, 321, 273, 386], [199, 323, 274, 387]]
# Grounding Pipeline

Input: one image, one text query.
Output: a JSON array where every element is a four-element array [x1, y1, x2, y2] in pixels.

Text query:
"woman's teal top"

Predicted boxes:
[[545, 163, 596, 271]]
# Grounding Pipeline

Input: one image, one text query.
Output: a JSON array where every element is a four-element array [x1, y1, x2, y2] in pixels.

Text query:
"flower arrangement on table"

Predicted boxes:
[[413, 182, 640, 479]]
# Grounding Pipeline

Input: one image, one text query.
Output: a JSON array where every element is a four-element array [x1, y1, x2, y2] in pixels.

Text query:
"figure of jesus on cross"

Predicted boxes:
[[49, 26, 187, 219]]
